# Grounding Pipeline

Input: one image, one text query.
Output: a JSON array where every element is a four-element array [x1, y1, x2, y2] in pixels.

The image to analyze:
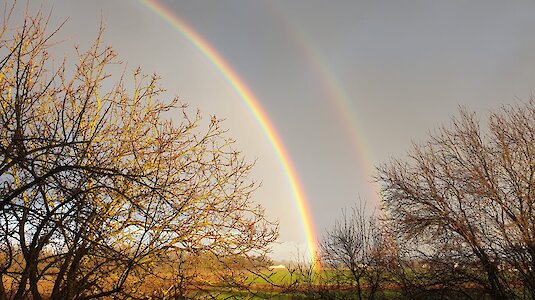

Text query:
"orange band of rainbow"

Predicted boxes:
[[138, 0, 319, 264]]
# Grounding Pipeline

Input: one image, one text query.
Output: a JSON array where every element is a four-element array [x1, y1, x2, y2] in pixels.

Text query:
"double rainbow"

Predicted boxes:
[[137, 0, 319, 263]]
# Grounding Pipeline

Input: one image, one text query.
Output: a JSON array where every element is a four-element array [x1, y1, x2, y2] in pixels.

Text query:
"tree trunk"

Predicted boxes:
[[480, 255, 508, 300], [0, 274, 7, 300]]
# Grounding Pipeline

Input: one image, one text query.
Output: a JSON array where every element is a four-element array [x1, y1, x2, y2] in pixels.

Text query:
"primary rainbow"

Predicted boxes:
[[137, 0, 319, 263]]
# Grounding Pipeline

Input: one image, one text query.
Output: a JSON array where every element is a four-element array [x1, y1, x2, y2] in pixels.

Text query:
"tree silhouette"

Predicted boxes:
[[378, 101, 535, 300]]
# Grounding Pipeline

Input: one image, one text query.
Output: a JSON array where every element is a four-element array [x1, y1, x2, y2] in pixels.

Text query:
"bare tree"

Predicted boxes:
[[0, 4, 277, 299], [377, 101, 535, 300], [320, 204, 388, 300]]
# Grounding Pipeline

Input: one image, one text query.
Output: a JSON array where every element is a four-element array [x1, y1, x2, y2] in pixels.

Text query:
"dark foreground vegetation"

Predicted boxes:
[[1, 1, 535, 299]]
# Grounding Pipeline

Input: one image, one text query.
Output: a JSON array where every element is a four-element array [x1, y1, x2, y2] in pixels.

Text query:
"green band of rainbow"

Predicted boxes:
[[138, 0, 319, 263]]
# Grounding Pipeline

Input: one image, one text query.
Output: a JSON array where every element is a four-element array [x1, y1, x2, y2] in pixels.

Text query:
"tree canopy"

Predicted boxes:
[[0, 6, 277, 300], [378, 101, 535, 299]]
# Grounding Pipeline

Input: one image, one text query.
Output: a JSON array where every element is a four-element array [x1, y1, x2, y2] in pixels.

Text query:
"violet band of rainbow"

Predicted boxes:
[[137, 0, 320, 264]]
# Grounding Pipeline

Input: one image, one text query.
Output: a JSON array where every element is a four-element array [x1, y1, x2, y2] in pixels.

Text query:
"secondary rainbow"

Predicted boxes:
[[137, 0, 319, 263], [266, 3, 383, 207]]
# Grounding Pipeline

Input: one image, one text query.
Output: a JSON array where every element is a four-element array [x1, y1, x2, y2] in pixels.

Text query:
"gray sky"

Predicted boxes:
[[19, 0, 535, 260]]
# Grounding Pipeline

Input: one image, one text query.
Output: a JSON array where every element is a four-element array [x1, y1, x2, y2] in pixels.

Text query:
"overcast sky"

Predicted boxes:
[[17, 0, 535, 260]]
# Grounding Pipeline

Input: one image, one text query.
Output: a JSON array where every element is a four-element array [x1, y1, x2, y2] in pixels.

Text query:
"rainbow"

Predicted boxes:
[[266, 3, 383, 207], [137, 0, 319, 263]]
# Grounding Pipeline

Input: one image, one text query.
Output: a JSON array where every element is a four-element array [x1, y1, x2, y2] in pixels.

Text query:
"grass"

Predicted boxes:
[[248, 269, 296, 285]]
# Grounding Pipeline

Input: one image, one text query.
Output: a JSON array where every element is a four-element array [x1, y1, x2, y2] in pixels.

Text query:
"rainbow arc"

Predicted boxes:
[[138, 0, 319, 264]]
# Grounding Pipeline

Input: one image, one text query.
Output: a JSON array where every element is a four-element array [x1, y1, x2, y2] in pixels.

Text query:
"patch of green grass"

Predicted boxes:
[[247, 269, 295, 285], [216, 290, 305, 299], [215, 289, 404, 300]]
